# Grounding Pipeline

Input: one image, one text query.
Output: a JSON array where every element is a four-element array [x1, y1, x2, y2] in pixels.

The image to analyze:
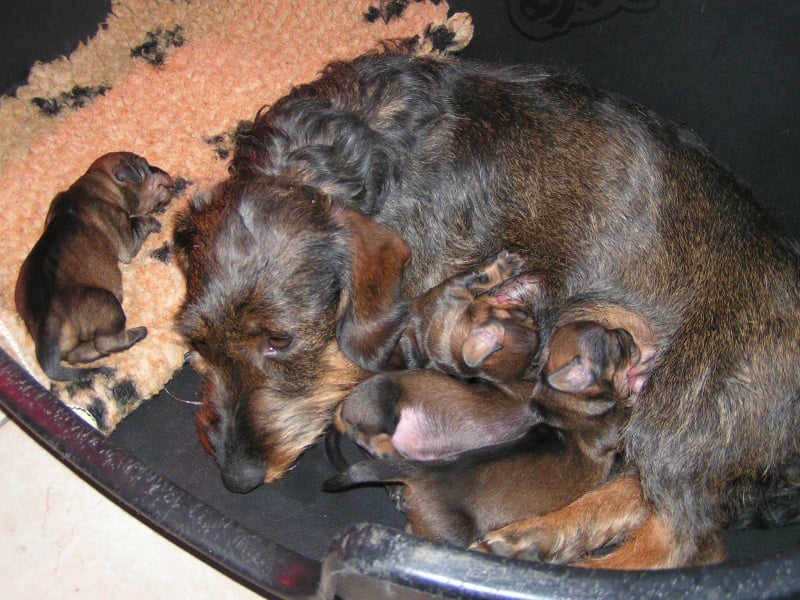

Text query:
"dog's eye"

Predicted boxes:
[[260, 335, 293, 357]]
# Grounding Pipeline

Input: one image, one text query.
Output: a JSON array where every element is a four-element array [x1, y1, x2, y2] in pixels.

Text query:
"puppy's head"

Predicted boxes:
[[441, 273, 540, 382], [534, 320, 640, 424], [175, 177, 410, 490], [86, 152, 175, 215]]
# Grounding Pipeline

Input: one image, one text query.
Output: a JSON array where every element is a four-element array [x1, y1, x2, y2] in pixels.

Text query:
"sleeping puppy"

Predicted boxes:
[[391, 250, 541, 382], [326, 320, 640, 546], [15, 152, 174, 381], [335, 370, 537, 461]]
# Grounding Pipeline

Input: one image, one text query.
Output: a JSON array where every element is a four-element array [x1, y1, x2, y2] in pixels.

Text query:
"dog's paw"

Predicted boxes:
[[473, 519, 554, 561], [493, 250, 526, 279]]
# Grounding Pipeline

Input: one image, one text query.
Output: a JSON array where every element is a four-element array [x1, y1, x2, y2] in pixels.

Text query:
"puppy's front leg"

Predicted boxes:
[[120, 215, 161, 263], [463, 251, 526, 294]]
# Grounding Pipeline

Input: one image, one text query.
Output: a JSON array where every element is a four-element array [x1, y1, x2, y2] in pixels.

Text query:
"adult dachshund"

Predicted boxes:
[[174, 50, 800, 568]]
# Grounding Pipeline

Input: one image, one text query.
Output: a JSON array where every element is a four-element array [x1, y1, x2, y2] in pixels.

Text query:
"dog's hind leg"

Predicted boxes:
[[476, 474, 649, 563]]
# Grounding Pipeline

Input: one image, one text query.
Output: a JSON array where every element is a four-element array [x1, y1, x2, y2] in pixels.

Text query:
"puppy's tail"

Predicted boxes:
[[324, 427, 351, 473], [323, 457, 418, 492]]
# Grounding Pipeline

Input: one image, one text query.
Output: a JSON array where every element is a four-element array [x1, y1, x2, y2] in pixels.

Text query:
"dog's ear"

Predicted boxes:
[[462, 322, 505, 368], [172, 209, 196, 273], [333, 207, 411, 372]]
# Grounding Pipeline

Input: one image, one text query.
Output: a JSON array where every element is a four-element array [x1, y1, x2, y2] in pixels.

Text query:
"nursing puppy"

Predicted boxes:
[[16, 152, 174, 381], [335, 250, 541, 460], [336, 370, 537, 461], [392, 250, 540, 382], [326, 320, 640, 546], [176, 51, 800, 568]]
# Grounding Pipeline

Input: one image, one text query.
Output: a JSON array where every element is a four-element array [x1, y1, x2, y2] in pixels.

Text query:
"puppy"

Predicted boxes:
[[335, 370, 537, 461], [176, 50, 800, 569], [326, 320, 641, 546], [15, 152, 174, 381], [391, 250, 541, 382]]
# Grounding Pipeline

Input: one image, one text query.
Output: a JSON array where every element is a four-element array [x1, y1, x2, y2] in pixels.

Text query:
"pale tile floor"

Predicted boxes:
[[0, 410, 262, 599]]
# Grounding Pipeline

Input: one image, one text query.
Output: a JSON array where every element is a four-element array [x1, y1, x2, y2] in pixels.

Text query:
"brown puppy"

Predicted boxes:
[[392, 250, 540, 382], [15, 152, 174, 381], [326, 320, 640, 546], [336, 370, 537, 460], [176, 51, 800, 568]]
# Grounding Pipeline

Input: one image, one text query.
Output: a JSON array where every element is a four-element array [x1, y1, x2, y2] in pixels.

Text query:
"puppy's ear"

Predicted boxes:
[[334, 207, 411, 372], [462, 322, 505, 368], [112, 156, 146, 184], [546, 357, 596, 393]]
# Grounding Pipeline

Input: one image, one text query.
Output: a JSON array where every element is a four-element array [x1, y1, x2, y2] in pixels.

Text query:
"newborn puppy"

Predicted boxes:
[[393, 251, 541, 382], [327, 321, 641, 546], [533, 319, 646, 431], [15, 152, 174, 380], [335, 369, 538, 460]]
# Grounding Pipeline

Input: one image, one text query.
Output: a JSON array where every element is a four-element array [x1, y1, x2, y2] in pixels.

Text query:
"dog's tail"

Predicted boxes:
[[323, 457, 418, 492]]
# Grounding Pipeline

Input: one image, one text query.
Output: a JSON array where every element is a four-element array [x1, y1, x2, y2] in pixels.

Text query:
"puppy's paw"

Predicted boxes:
[[135, 215, 162, 235], [492, 250, 526, 280]]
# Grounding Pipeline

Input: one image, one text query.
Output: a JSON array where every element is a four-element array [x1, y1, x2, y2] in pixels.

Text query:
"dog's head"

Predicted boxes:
[[175, 177, 410, 491], [85, 152, 175, 215]]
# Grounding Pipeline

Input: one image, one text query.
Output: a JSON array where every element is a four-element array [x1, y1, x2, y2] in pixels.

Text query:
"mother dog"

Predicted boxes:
[[175, 51, 800, 569]]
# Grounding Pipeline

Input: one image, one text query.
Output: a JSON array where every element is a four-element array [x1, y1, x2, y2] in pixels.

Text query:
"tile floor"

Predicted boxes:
[[0, 410, 261, 599]]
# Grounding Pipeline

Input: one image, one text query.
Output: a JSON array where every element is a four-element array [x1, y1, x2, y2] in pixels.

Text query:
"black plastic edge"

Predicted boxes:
[[3, 345, 800, 600], [319, 522, 800, 599], [0, 348, 319, 599]]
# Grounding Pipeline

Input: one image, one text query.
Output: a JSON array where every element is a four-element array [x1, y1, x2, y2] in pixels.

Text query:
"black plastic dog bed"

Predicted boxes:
[[2, 1, 799, 597]]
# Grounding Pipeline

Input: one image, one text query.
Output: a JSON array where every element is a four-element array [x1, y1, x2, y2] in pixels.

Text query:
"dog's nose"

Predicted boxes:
[[220, 457, 266, 493]]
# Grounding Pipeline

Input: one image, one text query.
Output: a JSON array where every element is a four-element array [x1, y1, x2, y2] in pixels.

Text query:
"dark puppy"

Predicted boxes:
[[392, 250, 540, 382], [327, 320, 640, 546], [15, 152, 174, 381], [176, 50, 800, 568]]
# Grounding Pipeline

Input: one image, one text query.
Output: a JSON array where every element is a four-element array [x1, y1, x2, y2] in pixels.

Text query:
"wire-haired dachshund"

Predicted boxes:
[[174, 50, 800, 568], [16, 152, 174, 380]]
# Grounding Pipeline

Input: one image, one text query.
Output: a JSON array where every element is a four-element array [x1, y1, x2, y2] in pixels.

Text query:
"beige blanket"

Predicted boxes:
[[0, 0, 472, 432]]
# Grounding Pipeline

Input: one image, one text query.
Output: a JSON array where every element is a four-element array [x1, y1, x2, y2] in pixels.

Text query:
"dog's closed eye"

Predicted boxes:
[[259, 334, 293, 357]]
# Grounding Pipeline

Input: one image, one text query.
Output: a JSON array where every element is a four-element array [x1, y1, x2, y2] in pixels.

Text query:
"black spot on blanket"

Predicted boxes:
[[131, 26, 186, 67], [31, 85, 110, 116]]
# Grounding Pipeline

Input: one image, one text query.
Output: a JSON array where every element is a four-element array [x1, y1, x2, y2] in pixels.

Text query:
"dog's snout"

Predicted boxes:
[[220, 456, 267, 493]]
